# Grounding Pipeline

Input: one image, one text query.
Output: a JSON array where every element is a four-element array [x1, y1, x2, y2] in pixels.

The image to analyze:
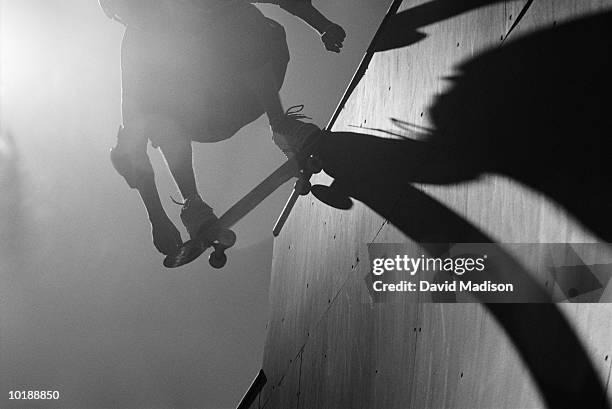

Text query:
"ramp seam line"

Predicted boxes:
[[605, 358, 612, 396], [502, 0, 535, 44], [296, 350, 303, 409]]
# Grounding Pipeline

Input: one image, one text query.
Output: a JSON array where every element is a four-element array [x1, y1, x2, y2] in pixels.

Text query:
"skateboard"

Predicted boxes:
[[163, 134, 323, 269]]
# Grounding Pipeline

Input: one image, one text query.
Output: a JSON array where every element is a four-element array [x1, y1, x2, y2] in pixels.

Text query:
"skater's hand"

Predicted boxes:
[[151, 217, 182, 256], [321, 23, 346, 53]]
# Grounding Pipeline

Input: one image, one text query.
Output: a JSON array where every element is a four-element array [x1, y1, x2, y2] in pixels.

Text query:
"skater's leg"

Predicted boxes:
[[231, 7, 322, 157], [157, 137, 217, 239], [241, 61, 285, 126], [158, 137, 198, 201], [137, 178, 183, 255], [110, 121, 182, 255], [240, 61, 320, 157]]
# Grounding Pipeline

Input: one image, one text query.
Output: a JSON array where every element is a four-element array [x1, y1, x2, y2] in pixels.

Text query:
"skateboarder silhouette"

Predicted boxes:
[[99, 0, 345, 255]]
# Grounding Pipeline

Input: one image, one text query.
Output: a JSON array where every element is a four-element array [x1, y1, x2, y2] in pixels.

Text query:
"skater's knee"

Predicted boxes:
[[110, 125, 154, 189]]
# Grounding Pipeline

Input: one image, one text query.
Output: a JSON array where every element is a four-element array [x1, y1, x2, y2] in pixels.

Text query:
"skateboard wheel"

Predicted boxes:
[[295, 179, 311, 196], [305, 155, 323, 174], [209, 250, 227, 269], [217, 229, 237, 248]]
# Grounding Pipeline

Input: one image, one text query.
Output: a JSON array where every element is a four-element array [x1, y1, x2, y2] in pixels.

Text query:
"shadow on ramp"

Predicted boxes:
[[322, 10, 612, 243], [313, 11, 612, 409]]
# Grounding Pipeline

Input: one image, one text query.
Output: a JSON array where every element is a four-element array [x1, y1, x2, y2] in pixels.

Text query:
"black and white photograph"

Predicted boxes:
[[1, 0, 611, 408]]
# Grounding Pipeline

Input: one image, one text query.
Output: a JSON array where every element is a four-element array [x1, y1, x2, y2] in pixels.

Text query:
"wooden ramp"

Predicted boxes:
[[251, 1, 612, 407]]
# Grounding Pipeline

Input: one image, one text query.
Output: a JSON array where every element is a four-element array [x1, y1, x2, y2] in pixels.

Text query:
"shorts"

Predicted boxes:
[[120, 3, 290, 145]]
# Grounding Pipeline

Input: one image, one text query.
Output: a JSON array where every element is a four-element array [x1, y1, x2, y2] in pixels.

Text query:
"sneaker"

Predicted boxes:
[[173, 195, 217, 239], [271, 105, 320, 158]]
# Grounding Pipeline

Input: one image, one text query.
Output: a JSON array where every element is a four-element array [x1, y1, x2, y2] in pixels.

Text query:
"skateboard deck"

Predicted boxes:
[[163, 133, 322, 269]]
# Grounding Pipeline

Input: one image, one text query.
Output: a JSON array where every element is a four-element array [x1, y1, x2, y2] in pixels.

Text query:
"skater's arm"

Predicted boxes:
[[279, 1, 347, 52], [276, 0, 331, 34], [253, 0, 346, 52]]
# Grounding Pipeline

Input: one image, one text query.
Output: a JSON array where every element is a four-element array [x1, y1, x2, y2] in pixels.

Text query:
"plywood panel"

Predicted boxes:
[[263, 0, 612, 407], [299, 270, 378, 408]]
